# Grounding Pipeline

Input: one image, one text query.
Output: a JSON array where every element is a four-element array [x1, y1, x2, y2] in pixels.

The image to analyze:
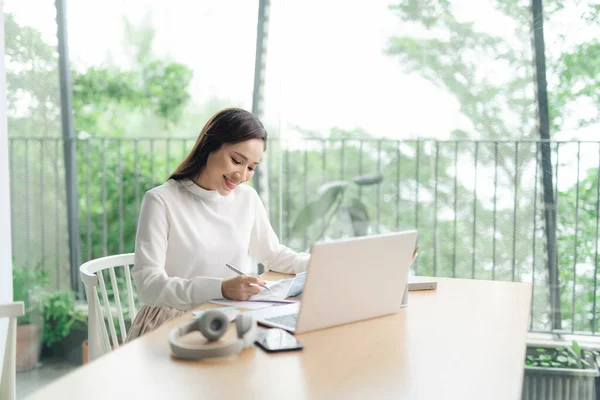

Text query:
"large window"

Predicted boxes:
[[5, 0, 600, 336]]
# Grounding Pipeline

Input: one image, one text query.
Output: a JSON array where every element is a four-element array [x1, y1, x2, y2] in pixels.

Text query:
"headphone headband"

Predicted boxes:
[[169, 310, 257, 360]]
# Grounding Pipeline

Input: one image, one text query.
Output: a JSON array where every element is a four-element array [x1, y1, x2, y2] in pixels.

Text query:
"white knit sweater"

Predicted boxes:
[[132, 179, 309, 311]]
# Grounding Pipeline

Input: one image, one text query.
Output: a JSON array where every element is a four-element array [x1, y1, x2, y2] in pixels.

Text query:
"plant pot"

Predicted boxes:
[[82, 338, 123, 364], [63, 327, 88, 365], [523, 365, 599, 400], [41, 325, 88, 365], [82, 339, 88, 365], [16, 324, 42, 372]]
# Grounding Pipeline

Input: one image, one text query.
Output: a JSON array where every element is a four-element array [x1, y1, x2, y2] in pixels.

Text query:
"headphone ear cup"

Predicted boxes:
[[198, 310, 229, 341], [236, 314, 255, 338]]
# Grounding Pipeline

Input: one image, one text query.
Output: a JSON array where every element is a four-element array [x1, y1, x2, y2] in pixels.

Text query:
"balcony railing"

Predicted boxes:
[[8, 136, 600, 336]]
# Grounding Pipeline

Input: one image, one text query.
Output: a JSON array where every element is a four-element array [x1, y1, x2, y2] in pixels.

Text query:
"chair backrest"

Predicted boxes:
[[79, 253, 137, 362], [0, 301, 25, 400]]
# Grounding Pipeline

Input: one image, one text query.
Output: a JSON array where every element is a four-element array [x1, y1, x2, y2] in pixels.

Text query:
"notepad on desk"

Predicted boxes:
[[209, 272, 307, 309], [249, 272, 306, 302], [207, 300, 279, 310]]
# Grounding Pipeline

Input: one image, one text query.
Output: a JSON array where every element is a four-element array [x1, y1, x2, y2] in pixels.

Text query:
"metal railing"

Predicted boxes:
[[8, 136, 600, 336]]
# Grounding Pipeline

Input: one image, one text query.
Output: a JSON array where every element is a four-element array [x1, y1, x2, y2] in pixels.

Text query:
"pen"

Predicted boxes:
[[225, 263, 271, 291]]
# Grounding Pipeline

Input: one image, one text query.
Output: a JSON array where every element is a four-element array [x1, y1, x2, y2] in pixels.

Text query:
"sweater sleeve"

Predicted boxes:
[[248, 189, 310, 274], [131, 191, 223, 311]]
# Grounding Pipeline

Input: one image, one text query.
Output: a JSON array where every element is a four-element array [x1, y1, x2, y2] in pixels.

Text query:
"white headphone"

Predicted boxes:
[[169, 309, 257, 360]]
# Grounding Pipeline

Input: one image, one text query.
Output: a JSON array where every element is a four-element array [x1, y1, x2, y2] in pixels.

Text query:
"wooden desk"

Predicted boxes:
[[27, 274, 531, 400]]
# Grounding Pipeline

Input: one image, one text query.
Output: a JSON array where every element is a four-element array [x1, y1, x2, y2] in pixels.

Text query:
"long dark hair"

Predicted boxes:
[[170, 108, 267, 181]]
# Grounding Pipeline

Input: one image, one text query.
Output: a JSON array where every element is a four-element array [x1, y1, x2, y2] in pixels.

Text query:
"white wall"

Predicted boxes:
[[0, 0, 14, 372]]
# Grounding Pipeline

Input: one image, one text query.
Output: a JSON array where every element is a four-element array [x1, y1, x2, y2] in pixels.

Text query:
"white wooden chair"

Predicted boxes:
[[79, 253, 137, 362], [0, 301, 25, 400]]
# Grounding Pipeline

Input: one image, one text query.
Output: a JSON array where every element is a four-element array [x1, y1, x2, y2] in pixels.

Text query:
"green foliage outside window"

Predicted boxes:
[[5, 2, 600, 337]]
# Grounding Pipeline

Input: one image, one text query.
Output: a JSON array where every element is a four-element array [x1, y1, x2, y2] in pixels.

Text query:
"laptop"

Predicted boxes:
[[246, 231, 418, 334]]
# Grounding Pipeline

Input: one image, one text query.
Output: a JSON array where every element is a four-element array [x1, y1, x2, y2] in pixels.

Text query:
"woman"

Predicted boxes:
[[126, 108, 309, 341]]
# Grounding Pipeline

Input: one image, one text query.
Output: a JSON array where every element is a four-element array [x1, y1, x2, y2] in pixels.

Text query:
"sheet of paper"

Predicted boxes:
[[208, 299, 283, 310], [249, 278, 295, 302], [249, 280, 280, 291], [249, 280, 279, 288]]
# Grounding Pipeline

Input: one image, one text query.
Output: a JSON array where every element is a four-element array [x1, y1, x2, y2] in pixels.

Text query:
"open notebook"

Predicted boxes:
[[209, 272, 307, 309], [249, 272, 307, 302]]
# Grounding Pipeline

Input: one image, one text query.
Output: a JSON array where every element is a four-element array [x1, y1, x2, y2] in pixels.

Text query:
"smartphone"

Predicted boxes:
[[255, 328, 304, 353]]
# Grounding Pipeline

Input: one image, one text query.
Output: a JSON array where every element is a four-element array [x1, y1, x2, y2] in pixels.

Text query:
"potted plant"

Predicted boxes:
[[523, 340, 599, 400], [12, 262, 49, 371], [290, 173, 383, 243], [39, 290, 87, 364]]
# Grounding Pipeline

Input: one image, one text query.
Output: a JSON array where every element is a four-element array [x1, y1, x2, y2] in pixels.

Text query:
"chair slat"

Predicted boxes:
[[124, 263, 137, 320], [109, 266, 128, 342], [98, 270, 120, 349], [92, 285, 112, 354]]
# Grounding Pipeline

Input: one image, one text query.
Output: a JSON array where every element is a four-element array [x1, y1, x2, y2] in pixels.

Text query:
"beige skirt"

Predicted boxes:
[[125, 305, 187, 343]]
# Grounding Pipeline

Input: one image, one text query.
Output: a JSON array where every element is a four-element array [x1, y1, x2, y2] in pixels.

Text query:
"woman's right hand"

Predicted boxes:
[[221, 275, 266, 301]]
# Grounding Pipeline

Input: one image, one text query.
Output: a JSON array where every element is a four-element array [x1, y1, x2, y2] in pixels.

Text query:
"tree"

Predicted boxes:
[[386, 1, 600, 136], [384, 0, 600, 331], [4, 13, 61, 138], [386, 1, 535, 140], [72, 15, 193, 137], [72, 17, 196, 259], [5, 12, 70, 289], [6, 13, 201, 290], [556, 166, 600, 333]]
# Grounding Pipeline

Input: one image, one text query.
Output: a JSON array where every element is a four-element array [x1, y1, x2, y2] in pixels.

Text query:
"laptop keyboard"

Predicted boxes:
[[265, 313, 298, 329]]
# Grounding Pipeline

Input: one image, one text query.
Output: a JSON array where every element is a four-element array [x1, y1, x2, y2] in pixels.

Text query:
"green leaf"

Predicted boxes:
[[290, 202, 324, 235], [317, 181, 349, 197], [348, 198, 370, 221], [290, 181, 348, 236], [536, 348, 546, 353], [347, 198, 371, 236], [572, 340, 581, 357], [566, 347, 578, 357], [337, 206, 355, 236], [12, 260, 52, 325], [352, 173, 383, 186], [557, 355, 568, 363]]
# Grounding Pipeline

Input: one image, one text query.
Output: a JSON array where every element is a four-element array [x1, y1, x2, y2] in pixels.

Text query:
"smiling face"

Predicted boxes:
[[196, 138, 265, 195]]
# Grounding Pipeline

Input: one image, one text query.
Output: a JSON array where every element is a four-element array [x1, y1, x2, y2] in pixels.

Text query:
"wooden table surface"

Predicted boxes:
[[27, 273, 531, 400]]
